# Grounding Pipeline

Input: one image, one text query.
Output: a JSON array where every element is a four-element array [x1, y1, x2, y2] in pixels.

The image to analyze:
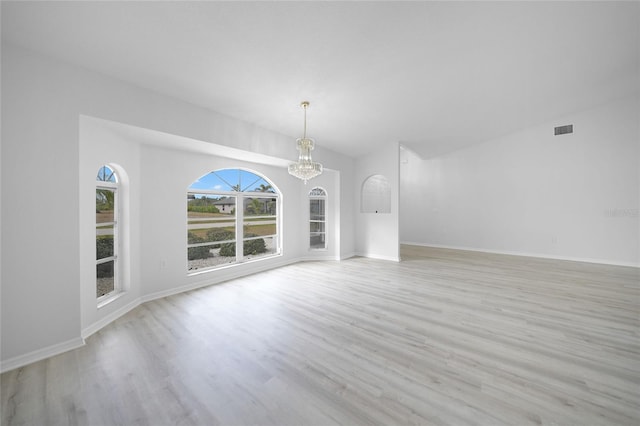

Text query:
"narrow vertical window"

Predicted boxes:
[[309, 187, 327, 250], [96, 165, 118, 299]]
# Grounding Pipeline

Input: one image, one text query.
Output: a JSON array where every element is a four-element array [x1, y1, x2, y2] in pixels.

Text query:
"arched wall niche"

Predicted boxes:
[[361, 174, 391, 214]]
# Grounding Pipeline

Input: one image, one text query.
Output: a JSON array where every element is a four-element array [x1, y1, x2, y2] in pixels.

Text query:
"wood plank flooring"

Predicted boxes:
[[2, 245, 639, 425]]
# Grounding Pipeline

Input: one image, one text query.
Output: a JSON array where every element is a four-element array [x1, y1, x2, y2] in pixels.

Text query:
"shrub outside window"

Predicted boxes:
[[96, 165, 118, 299], [187, 169, 280, 272], [309, 187, 327, 250]]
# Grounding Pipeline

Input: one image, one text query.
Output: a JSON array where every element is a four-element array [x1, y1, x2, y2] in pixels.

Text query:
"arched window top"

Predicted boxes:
[[189, 169, 275, 193], [96, 165, 117, 183], [309, 187, 327, 197]]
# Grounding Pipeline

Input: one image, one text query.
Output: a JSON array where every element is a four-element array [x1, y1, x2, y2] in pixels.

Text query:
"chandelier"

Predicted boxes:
[[288, 101, 323, 184]]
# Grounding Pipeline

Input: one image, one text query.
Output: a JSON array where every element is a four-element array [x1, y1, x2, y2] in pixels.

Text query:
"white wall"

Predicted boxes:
[[1, 43, 355, 371], [401, 95, 640, 266], [355, 142, 400, 261]]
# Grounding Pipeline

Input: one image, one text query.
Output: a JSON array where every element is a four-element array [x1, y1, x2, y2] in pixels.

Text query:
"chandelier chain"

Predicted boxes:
[[302, 101, 308, 139]]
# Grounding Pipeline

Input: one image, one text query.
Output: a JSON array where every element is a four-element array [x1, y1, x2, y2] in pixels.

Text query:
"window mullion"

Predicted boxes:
[[236, 195, 244, 262], [97, 256, 116, 265]]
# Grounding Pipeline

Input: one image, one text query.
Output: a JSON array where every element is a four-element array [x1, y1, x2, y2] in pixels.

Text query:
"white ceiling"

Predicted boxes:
[[2, 1, 639, 159]]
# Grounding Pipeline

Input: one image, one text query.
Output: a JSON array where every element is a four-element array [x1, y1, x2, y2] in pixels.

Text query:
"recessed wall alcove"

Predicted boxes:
[[361, 174, 391, 214]]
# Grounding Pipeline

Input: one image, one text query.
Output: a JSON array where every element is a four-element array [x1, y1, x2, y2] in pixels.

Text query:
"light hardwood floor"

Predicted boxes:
[[2, 246, 639, 425]]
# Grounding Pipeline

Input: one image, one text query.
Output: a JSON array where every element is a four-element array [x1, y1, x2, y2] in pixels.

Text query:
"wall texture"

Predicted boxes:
[[401, 95, 640, 266]]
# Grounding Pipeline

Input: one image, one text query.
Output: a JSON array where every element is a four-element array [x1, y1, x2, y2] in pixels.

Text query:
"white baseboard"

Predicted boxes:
[[298, 254, 342, 262], [142, 257, 300, 304], [82, 297, 142, 339], [354, 251, 401, 262], [401, 241, 640, 268], [0, 337, 85, 374], [340, 252, 356, 260]]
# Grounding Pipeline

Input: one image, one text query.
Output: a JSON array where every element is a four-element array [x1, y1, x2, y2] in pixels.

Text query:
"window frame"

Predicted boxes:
[[187, 169, 281, 273], [96, 167, 120, 303], [309, 187, 327, 250]]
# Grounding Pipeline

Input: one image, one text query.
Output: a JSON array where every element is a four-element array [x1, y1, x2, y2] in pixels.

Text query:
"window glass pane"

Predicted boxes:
[[96, 188, 115, 223], [309, 187, 326, 197], [190, 169, 276, 193], [187, 226, 236, 245], [187, 193, 237, 271], [243, 235, 277, 260], [239, 170, 262, 192], [244, 197, 277, 217], [187, 194, 236, 243], [310, 222, 325, 233], [187, 194, 236, 216], [310, 233, 326, 249], [244, 197, 277, 240], [187, 194, 228, 216], [214, 169, 241, 190], [243, 175, 275, 193], [96, 231, 114, 261], [244, 220, 277, 238], [188, 171, 234, 192], [310, 199, 325, 220], [187, 244, 236, 271], [97, 260, 115, 297], [96, 166, 117, 183]]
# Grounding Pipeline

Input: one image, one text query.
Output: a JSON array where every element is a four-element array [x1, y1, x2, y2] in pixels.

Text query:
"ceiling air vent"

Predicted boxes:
[[554, 124, 573, 136]]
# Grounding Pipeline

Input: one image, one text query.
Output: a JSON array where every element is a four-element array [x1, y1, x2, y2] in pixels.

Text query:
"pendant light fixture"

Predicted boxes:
[[288, 101, 323, 184]]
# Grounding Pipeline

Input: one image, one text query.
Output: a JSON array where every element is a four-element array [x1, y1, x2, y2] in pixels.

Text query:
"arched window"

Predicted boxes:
[[309, 187, 327, 250], [96, 165, 119, 299], [187, 169, 280, 272]]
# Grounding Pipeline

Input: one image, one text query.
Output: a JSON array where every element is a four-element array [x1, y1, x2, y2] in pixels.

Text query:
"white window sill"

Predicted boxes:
[[187, 252, 282, 277], [97, 290, 126, 309]]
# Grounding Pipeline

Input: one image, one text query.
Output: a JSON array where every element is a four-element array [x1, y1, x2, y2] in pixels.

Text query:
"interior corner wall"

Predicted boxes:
[[1, 43, 355, 370], [354, 142, 400, 261], [2, 46, 83, 365], [401, 95, 640, 266], [317, 154, 356, 260]]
